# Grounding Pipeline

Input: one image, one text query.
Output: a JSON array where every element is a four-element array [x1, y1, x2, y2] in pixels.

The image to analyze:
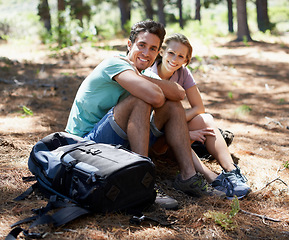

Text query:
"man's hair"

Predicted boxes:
[[162, 33, 193, 66], [129, 19, 166, 50]]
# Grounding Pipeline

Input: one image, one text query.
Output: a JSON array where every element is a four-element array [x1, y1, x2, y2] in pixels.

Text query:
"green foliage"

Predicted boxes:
[[230, 197, 240, 217], [194, 55, 203, 62], [283, 161, 289, 169], [278, 98, 285, 104], [235, 105, 252, 115], [123, 20, 132, 35], [39, 6, 100, 49], [0, 20, 10, 38], [0, 57, 14, 65], [21, 105, 33, 117], [228, 91, 233, 100], [210, 55, 219, 60], [242, 36, 250, 46], [203, 0, 223, 9], [204, 197, 240, 230], [269, 4, 289, 23], [0, 0, 288, 48], [205, 211, 235, 230]]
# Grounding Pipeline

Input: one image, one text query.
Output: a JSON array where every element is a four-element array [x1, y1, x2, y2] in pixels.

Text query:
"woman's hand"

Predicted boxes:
[[115, 56, 141, 76], [189, 128, 215, 144]]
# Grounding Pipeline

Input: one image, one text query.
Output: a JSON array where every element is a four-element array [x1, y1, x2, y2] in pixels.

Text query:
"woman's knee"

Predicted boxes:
[[188, 113, 215, 129], [201, 113, 214, 126]]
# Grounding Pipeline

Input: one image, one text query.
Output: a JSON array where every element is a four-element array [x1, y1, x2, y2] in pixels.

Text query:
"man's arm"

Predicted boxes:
[[141, 74, 186, 101], [114, 70, 166, 108], [115, 56, 185, 101]]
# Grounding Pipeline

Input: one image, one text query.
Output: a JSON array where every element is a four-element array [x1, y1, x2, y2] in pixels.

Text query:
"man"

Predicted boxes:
[[65, 20, 224, 208]]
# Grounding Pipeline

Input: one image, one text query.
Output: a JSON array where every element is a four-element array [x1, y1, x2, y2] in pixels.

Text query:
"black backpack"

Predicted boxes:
[[6, 132, 157, 239]]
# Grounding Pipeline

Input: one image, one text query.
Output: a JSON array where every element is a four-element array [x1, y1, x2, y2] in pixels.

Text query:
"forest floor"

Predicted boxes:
[[0, 34, 289, 239]]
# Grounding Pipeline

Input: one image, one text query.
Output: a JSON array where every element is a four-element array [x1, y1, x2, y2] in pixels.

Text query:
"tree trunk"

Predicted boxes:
[[38, 0, 51, 33], [57, 0, 66, 46], [195, 0, 201, 21], [178, 0, 184, 29], [227, 0, 233, 32], [118, 0, 131, 32], [142, 0, 154, 20], [256, 0, 270, 32], [157, 0, 166, 26], [69, 0, 84, 27], [236, 0, 252, 41]]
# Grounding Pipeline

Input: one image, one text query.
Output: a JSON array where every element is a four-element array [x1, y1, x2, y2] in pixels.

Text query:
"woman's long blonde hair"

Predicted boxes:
[[160, 33, 193, 66]]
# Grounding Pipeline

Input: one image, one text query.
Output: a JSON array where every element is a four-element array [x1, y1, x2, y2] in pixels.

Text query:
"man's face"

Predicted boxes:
[[127, 31, 160, 71]]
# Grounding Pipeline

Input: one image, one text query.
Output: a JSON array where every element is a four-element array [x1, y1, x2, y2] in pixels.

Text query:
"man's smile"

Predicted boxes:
[[138, 57, 149, 62]]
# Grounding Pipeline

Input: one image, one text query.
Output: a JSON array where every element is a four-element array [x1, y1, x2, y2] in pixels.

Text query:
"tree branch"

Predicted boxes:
[[240, 209, 281, 223]]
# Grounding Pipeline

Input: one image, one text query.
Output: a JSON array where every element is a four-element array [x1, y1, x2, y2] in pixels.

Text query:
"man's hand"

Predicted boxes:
[[189, 128, 215, 144]]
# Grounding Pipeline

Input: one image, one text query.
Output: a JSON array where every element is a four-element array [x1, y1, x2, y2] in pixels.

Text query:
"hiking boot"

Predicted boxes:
[[173, 173, 226, 198], [211, 164, 251, 200], [155, 185, 178, 210]]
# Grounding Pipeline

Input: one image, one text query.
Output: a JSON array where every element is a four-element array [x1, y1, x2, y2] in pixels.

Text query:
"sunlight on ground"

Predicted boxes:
[[0, 115, 50, 133]]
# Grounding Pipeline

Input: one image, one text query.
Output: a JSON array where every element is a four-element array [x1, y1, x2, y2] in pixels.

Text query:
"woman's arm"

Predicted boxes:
[[185, 85, 205, 122]]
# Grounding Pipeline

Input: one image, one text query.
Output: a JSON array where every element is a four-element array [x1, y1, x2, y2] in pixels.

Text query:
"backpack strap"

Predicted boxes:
[[129, 214, 176, 227], [127, 209, 176, 227], [13, 182, 37, 201], [5, 227, 25, 240], [50, 205, 90, 227], [6, 197, 90, 240]]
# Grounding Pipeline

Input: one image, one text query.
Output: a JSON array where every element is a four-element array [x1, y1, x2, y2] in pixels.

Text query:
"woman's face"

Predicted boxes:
[[160, 40, 189, 74]]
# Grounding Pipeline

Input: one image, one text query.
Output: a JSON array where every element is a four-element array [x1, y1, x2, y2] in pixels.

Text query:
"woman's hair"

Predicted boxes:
[[161, 33, 193, 66], [128, 19, 166, 51]]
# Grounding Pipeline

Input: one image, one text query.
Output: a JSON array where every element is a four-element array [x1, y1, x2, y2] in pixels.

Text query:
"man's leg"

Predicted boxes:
[[153, 100, 197, 180], [114, 95, 151, 156], [152, 101, 225, 198]]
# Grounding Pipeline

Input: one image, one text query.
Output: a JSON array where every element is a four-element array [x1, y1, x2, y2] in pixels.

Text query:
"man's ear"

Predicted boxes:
[[159, 49, 164, 57], [127, 40, 132, 53]]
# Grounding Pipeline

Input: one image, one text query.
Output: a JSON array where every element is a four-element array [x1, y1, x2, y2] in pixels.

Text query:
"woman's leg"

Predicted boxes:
[[191, 149, 218, 183], [188, 113, 235, 172]]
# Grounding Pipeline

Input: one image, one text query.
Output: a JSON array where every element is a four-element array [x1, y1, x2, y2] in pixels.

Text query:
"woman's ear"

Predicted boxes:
[[186, 56, 191, 66]]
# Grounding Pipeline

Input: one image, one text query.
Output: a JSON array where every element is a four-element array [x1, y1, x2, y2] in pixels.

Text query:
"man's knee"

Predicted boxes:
[[114, 95, 152, 131], [153, 100, 186, 129], [161, 100, 184, 114], [115, 95, 151, 115]]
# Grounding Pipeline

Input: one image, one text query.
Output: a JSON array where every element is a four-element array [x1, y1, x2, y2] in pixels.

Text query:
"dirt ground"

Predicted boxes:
[[0, 35, 289, 239]]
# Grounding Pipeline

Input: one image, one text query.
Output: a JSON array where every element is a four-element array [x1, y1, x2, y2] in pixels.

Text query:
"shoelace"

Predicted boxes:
[[221, 177, 234, 195], [155, 185, 168, 197], [234, 167, 248, 183], [194, 173, 208, 191]]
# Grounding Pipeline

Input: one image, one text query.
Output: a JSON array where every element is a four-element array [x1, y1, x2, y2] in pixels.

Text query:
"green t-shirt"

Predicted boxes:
[[65, 57, 134, 137]]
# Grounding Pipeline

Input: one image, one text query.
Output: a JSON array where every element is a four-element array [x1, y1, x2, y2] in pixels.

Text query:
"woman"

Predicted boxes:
[[146, 33, 251, 199]]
